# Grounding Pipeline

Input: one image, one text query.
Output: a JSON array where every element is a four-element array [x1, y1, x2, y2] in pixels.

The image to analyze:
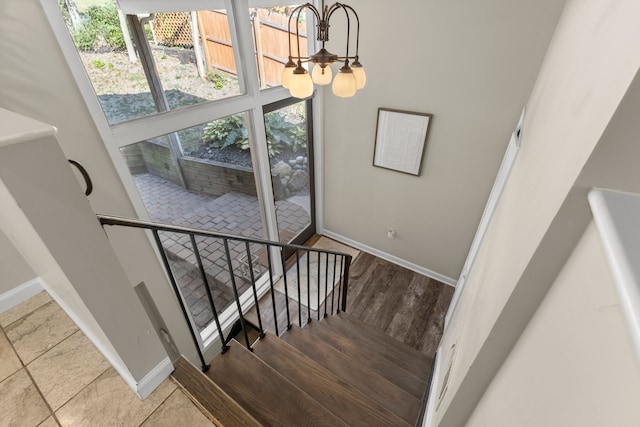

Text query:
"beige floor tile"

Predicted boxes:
[[0, 330, 22, 383], [141, 389, 214, 427], [56, 368, 176, 427], [0, 291, 51, 327], [28, 331, 111, 410], [37, 417, 60, 427], [0, 369, 52, 427], [5, 301, 78, 364]]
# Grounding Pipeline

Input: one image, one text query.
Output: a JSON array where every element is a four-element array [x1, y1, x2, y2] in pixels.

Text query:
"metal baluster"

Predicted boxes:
[[341, 256, 351, 312], [324, 252, 329, 318], [337, 255, 344, 313], [306, 249, 311, 323], [245, 242, 265, 339], [190, 234, 228, 354], [266, 245, 279, 336], [317, 251, 321, 321], [295, 250, 302, 327], [223, 239, 251, 350], [330, 253, 337, 315], [281, 247, 292, 330], [153, 230, 209, 371]]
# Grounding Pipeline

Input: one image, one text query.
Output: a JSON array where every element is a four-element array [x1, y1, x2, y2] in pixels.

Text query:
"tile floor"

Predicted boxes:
[[0, 292, 214, 427]]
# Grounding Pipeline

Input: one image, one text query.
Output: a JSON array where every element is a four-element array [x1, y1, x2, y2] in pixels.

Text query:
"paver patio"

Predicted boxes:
[[132, 173, 310, 329]]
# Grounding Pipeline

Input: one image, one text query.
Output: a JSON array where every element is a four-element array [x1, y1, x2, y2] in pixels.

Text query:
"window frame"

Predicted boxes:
[[41, 0, 324, 350]]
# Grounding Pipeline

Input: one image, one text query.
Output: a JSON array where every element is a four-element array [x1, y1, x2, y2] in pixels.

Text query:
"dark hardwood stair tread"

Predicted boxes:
[[245, 289, 314, 336], [251, 334, 411, 427], [171, 356, 262, 427], [281, 325, 422, 425], [327, 312, 432, 380], [206, 340, 349, 427], [304, 319, 427, 399]]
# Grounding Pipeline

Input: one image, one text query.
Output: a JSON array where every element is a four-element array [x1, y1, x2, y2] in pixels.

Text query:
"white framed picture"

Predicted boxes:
[[373, 108, 432, 176]]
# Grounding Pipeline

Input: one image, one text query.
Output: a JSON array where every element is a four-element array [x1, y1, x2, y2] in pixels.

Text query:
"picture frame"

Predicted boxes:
[[373, 108, 432, 176]]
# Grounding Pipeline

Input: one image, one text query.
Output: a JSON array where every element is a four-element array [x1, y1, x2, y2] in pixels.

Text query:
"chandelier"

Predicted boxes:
[[281, 1, 366, 99]]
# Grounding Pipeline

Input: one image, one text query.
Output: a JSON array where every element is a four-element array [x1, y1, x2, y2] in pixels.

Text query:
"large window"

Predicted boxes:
[[56, 0, 307, 125], [47, 0, 317, 344]]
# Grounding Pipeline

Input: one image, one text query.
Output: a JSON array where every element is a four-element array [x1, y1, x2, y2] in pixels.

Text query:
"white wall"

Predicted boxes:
[[0, 110, 170, 391], [466, 221, 640, 427], [321, 0, 565, 280], [0, 0, 198, 364], [0, 229, 35, 295], [433, 1, 640, 424]]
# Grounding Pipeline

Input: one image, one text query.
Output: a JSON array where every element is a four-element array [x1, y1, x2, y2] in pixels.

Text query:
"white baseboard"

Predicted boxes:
[[39, 279, 172, 400], [321, 230, 457, 287], [0, 277, 43, 313], [135, 356, 174, 399], [422, 349, 442, 427]]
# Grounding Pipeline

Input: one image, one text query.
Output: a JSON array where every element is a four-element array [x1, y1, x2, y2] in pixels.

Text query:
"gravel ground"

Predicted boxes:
[[81, 49, 239, 125], [81, 49, 304, 167]]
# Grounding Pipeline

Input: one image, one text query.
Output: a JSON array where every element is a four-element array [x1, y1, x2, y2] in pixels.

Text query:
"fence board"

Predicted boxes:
[[196, 9, 307, 86]]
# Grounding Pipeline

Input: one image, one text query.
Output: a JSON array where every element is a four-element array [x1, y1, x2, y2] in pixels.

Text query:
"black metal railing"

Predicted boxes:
[[97, 214, 352, 371]]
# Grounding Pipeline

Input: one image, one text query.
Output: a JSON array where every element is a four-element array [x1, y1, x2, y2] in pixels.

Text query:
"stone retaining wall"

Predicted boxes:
[[123, 140, 310, 200], [179, 157, 257, 197], [139, 141, 183, 185], [122, 140, 257, 196]]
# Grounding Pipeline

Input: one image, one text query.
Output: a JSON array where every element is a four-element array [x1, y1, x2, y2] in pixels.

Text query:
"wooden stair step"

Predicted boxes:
[[304, 318, 427, 399], [244, 289, 313, 336], [251, 333, 411, 427], [326, 312, 433, 381], [171, 356, 262, 427], [281, 325, 422, 425], [206, 339, 349, 427]]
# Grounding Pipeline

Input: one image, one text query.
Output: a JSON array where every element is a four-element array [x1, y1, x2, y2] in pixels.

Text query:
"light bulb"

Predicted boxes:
[[281, 62, 296, 89], [289, 71, 313, 98], [352, 65, 366, 90], [332, 66, 357, 98], [312, 64, 333, 86]]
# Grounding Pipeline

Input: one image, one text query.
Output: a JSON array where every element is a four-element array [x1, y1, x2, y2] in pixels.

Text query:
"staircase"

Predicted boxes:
[[171, 312, 432, 427], [96, 216, 433, 425]]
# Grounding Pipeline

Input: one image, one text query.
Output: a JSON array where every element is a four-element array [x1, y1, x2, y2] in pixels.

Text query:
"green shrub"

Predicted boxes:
[[201, 112, 307, 156], [205, 70, 227, 90], [72, 4, 126, 51]]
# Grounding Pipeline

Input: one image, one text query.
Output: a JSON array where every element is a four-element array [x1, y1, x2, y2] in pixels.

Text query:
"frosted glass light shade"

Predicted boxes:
[[332, 69, 357, 98], [289, 72, 314, 98], [281, 65, 295, 89], [312, 65, 333, 86], [352, 66, 366, 90]]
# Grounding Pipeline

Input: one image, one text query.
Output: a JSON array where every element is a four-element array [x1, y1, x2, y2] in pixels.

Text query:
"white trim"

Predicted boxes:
[[313, 89, 324, 233], [422, 348, 442, 427], [321, 230, 457, 287], [200, 274, 272, 349], [0, 278, 43, 313], [589, 189, 640, 365], [444, 108, 525, 328], [135, 356, 174, 399]]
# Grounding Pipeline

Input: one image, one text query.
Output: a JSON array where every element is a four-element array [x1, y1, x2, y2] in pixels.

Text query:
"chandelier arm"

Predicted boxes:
[[331, 4, 351, 63], [295, 7, 305, 62], [287, 5, 308, 58], [288, 4, 320, 61], [338, 4, 360, 57]]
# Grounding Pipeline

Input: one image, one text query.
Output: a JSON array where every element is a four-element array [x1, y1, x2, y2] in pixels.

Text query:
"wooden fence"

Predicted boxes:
[[151, 9, 307, 87]]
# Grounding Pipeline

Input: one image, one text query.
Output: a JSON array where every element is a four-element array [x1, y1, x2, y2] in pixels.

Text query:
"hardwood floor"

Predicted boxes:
[[245, 244, 455, 359], [176, 246, 455, 425], [344, 252, 455, 358]]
